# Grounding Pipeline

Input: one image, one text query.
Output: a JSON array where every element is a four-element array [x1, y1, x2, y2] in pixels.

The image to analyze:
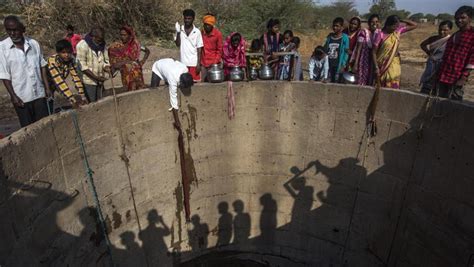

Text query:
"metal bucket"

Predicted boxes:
[[249, 67, 259, 80]]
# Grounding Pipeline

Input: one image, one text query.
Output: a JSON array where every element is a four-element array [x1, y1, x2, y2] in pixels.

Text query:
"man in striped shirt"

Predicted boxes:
[[47, 39, 87, 108]]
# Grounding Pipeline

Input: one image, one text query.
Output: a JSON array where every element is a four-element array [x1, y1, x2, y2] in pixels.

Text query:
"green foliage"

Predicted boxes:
[[410, 13, 425, 21], [313, 0, 359, 28], [436, 13, 454, 21], [17, 0, 179, 48], [369, 0, 396, 19], [425, 13, 436, 22]]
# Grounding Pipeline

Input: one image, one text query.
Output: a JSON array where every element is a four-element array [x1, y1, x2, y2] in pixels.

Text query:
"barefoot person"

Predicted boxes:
[[436, 6, 473, 100], [0, 16, 51, 127]]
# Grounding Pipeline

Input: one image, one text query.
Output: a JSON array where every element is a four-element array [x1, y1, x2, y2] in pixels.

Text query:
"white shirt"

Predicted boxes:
[[151, 58, 188, 110], [309, 55, 329, 81], [0, 37, 47, 102], [178, 25, 203, 67]]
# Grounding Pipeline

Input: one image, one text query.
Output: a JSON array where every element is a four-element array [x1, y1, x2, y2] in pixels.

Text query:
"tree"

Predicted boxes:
[[369, 0, 396, 19], [390, 9, 411, 19], [425, 13, 436, 22], [410, 13, 424, 21], [437, 13, 454, 21]]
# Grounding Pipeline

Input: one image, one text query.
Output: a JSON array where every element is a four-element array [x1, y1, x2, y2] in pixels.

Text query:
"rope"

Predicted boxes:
[[109, 77, 143, 232], [71, 110, 115, 267]]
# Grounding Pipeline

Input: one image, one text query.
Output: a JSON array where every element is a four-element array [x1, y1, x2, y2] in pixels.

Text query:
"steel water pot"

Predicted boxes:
[[259, 64, 274, 80], [208, 64, 224, 83], [229, 66, 244, 82], [249, 67, 259, 80]]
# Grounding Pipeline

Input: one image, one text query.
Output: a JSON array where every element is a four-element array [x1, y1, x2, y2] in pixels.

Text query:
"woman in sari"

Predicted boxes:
[[223, 32, 247, 80], [350, 14, 381, 85], [109, 26, 150, 91], [344, 16, 362, 56], [373, 15, 417, 88], [260, 18, 281, 77], [419, 20, 453, 94]]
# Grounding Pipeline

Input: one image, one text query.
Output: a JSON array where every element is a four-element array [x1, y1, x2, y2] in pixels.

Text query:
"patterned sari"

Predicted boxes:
[[351, 29, 380, 85], [376, 31, 401, 88], [108, 26, 145, 91]]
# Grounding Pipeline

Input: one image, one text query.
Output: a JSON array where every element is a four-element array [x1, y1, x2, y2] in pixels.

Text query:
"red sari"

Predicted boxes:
[[108, 26, 145, 91]]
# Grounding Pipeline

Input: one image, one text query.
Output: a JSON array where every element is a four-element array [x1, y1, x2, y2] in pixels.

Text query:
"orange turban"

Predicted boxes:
[[203, 15, 216, 26]]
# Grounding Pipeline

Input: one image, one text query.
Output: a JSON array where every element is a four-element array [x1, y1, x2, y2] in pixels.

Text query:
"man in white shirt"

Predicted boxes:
[[175, 9, 204, 82], [0, 16, 51, 127], [151, 58, 194, 127]]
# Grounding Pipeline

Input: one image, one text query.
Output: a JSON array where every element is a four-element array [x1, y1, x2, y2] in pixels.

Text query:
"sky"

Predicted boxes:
[[317, 0, 473, 15]]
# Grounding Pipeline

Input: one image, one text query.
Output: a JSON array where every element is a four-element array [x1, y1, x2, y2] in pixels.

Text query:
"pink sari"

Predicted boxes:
[[223, 32, 247, 76]]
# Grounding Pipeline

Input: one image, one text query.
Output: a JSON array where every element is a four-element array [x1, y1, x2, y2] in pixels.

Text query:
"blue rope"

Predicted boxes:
[[71, 110, 115, 267]]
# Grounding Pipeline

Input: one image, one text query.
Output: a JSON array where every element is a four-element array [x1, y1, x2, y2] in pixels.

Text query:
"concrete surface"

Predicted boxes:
[[0, 82, 473, 266]]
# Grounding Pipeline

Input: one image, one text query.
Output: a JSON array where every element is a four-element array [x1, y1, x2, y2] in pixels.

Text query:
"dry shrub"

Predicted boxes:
[[20, 0, 188, 48]]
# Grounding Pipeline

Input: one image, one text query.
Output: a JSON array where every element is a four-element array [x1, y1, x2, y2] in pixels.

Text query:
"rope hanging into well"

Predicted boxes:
[[71, 110, 115, 267]]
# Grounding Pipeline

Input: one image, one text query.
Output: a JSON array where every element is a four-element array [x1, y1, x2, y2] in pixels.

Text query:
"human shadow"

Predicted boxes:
[[259, 193, 278, 245], [188, 214, 210, 250], [216, 202, 233, 246], [284, 165, 315, 232], [232, 200, 251, 245], [138, 209, 172, 266], [114, 231, 147, 266]]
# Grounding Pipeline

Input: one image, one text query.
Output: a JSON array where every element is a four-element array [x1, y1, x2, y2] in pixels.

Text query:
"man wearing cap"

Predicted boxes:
[[200, 14, 223, 82]]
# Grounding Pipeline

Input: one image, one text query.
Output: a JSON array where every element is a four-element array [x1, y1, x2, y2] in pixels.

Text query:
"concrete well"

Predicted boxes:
[[1, 82, 473, 266]]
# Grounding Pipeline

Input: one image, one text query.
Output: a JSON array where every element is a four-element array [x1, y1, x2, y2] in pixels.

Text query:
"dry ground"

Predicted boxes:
[[0, 24, 472, 136]]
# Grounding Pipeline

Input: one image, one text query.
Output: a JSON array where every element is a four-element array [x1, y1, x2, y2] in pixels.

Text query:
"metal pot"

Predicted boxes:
[[249, 67, 259, 80], [229, 66, 244, 82], [259, 64, 274, 80], [208, 64, 224, 83], [342, 71, 357, 84]]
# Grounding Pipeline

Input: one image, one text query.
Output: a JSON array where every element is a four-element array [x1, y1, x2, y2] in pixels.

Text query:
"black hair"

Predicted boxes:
[[283, 30, 294, 38], [293, 36, 300, 47], [55, 39, 73, 53], [368, 14, 380, 23], [66, 24, 74, 31], [231, 33, 242, 44], [266, 18, 280, 30], [179, 73, 194, 95], [455, 5, 473, 18], [183, 9, 196, 18], [439, 20, 454, 30], [333, 17, 345, 26], [384, 15, 400, 28], [90, 26, 105, 37], [312, 45, 326, 57], [250, 39, 261, 51], [4, 15, 25, 30], [350, 17, 361, 26]]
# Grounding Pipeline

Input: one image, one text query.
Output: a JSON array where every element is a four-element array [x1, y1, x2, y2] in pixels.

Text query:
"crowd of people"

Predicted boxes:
[[0, 5, 472, 128]]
